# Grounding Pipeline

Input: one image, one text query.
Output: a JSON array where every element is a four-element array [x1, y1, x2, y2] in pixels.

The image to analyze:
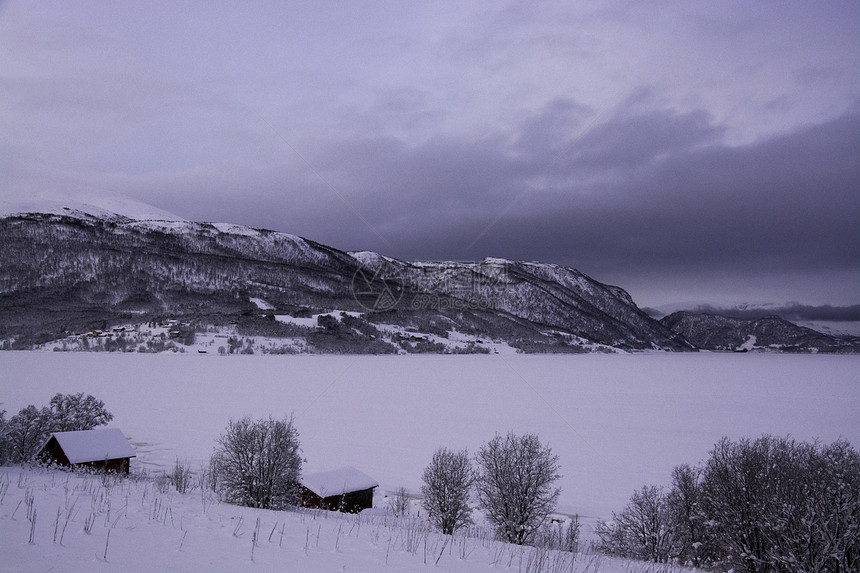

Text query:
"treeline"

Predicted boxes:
[[208, 418, 578, 551], [596, 434, 860, 572], [7, 394, 855, 571], [0, 393, 114, 464]]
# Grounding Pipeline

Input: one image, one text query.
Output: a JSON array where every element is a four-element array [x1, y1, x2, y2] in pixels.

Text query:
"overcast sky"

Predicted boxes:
[[2, 1, 858, 309]]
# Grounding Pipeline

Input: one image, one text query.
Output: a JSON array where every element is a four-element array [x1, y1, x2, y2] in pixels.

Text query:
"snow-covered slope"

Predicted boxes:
[[351, 254, 691, 351], [0, 465, 696, 573], [1, 199, 689, 352], [0, 194, 186, 223]]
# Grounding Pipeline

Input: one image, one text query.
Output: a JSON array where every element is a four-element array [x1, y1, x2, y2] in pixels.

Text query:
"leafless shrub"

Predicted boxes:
[[532, 516, 580, 554], [595, 485, 674, 563], [154, 473, 171, 494], [210, 415, 302, 510], [665, 463, 704, 566], [701, 435, 860, 572], [170, 458, 193, 494], [0, 410, 9, 465], [387, 486, 411, 517], [0, 472, 10, 504], [596, 435, 860, 573]]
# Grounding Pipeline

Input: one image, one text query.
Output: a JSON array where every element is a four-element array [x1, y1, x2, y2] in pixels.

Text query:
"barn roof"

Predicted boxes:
[[300, 466, 378, 498], [46, 429, 136, 464]]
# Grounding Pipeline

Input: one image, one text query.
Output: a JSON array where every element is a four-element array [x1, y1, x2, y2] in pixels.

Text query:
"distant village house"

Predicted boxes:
[[38, 429, 136, 473]]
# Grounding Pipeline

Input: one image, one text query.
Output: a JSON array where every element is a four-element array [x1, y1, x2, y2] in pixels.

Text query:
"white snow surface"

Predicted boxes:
[[274, 311, 363, 330], [738, 334, 757, 351], [0, 467, 676, 573], [2, 352, 857, 526], [301, 466, 379, 497], [48, 429, 136, 464], [349, 250, 399, 266], [210, 222, 262, 237], [0, 194, 185, 222], [249, 298, 275, 311]]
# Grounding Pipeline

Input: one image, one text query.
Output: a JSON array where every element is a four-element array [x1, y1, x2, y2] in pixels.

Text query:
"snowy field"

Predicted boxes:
[[2, 352, 858, 525], [0, 468, 695, 573]]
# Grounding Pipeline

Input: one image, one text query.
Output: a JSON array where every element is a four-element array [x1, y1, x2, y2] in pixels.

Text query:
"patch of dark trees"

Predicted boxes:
[[595, 434, 860, 572]]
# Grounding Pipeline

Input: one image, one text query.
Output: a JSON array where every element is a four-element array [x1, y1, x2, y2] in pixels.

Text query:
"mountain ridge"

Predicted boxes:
[[1, 200, 853, 354], [0, 205, 690, 353], [659, 311, 859, 353]]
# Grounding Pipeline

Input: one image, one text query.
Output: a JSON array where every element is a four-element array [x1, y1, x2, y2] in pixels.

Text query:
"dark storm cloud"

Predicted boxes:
[[287, 101, 858, 277], [557, 108, 725, 171], [3, 2, 859, 307], [135, 99, 859, 310]]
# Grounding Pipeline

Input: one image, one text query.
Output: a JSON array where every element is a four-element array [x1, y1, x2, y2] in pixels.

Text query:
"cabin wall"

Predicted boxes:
[[77, 457, 131, 474], [301, 487, 375, 513], [38, 437, 71, 466]]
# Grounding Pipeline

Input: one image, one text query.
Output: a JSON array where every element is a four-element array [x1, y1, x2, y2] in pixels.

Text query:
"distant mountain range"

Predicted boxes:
[[660, 311, 858, 353], [1, 201, 856, 354]]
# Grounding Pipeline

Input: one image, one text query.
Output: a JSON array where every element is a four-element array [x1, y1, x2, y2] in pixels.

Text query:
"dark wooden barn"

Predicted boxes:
[[38, 429, 136, 473], [300, 466, 378, 513]]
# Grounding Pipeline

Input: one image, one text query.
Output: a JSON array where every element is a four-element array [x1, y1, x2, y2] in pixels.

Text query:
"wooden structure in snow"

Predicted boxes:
[[300, 466, 378, 513], [38, 429, 136, 473]]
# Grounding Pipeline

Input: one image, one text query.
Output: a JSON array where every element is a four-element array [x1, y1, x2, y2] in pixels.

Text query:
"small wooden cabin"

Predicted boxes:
[[39, 429, 136, 473], [300, 466, 378, 513]]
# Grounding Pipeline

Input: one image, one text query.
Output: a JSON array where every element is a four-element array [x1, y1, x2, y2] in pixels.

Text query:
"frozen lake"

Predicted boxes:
[[2, 351, 858, 522]]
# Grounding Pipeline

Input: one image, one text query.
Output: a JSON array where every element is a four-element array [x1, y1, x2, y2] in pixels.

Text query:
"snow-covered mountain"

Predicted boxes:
[[660, 311, 860, 353], [3, 198, 848, 353], [0, 200, 698, 353]]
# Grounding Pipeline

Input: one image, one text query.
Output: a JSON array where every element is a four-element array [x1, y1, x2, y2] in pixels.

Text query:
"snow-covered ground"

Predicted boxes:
[[274, 310, 362, 329], [30, 304, 527, 355], [0, 467, 693, 573], [3, 352, 857, 525]]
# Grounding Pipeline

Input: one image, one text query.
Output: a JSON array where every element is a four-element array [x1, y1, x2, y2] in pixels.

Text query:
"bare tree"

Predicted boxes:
[[421, 447, 474, 534], [0, 409, 9, 465], [7, 405, 53, 463], [49, 392, 113, 431], [474, 432, 561, 545], [666, 463, 705, 566], [596, 485, 675, 563], [2, 393, 114, 464], [210, 415, 302, 510]]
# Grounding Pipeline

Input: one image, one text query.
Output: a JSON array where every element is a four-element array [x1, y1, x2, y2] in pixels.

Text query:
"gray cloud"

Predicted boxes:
[[288, 102, 859, 266], [97, 101, 858, 310], [2, 1, 859, 308]]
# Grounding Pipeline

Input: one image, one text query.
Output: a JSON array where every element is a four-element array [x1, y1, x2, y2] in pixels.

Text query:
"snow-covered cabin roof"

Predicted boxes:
[[46, 429, 136, 464], [300, 467, 378, 498]]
